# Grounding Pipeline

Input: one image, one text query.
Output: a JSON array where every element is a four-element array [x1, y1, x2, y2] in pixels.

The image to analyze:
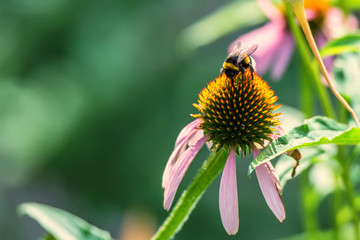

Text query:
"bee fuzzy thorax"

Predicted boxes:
[[221, 42, 258, 79]]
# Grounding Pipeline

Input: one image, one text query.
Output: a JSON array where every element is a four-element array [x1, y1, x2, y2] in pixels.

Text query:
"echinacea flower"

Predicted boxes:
[[162, 70, 289, 235], [229, 0, 358, 80]]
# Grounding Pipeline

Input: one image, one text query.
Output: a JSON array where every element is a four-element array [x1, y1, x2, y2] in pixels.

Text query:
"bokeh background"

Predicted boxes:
[[0, 0, 357, 239]]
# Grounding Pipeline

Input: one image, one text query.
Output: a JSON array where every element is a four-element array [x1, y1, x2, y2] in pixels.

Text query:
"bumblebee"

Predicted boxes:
[[220, 42, 258, 78]]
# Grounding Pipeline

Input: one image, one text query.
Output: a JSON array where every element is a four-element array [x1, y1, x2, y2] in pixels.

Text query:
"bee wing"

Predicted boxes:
[[241, 44, 258, 57], [226, 42, 246, 62], [227, 42, 258, 62], [229, 42, 244, 56], [233, 41, 243, 50]]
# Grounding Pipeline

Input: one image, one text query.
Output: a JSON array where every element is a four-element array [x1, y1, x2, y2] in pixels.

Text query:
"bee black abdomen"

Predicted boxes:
[[222, 69, 238, 78]]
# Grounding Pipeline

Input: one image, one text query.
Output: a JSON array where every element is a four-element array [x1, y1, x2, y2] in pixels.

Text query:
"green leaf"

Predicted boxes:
[[333, 50, 360, 120], [177, 1, 265, 53], [39, 233, 57, 240], [248, 116, 360, 175], [18, 203, 114, 240], [320, 33, 360, 58], [346, 0, 360, 10], [275, 147, 323, 188], [277, 223, 357, 240], [152, 148, 228, 240]]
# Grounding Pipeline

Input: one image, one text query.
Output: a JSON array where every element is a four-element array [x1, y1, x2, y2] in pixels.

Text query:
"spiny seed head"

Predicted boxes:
[[192, 71, 281, 152]]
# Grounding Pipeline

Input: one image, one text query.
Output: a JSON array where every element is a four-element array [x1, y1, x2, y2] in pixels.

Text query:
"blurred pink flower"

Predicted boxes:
[[162, 119, 286, 235], [229, 0, 358, 80]]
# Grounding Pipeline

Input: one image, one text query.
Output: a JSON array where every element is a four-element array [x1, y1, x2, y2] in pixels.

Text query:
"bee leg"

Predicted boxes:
[[240, 68, 244, 79], [250, 67, 255, 79]]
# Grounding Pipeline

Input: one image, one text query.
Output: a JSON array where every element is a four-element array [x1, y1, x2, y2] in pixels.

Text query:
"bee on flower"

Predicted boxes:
[[162, 43, 300, 235], [230, 0, 358, 80]]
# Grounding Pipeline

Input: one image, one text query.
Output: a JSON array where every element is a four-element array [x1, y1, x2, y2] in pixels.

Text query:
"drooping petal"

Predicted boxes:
[[270, 32, 295, 80], [252, 144, 261, 159], [219, 147, 238, 235], [163, 135, 209, 210], [162, 126, 204, 189], [255, 163, 286, 222], [162, 138, 188, 189], [187, 129, 204, 146], [175, 119, 202, 148], [266, 162, 282, 193]]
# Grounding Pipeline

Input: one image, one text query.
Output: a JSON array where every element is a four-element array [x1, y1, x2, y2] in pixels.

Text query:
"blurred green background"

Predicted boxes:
[[0, 0, 335, 239]]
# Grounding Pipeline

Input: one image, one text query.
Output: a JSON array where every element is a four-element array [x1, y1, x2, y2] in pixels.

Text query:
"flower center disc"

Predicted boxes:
[[193, 71, 281, 151]]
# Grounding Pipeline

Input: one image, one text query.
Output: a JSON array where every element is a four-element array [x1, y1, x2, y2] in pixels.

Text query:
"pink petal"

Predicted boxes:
[[175, 119, 202, 148], [162, 137, 188, 189], [219, 147, 238, 235], [270, 32, 295, 80], [305, 9, 318, 21], [188, 129, 204, 146], [346, 14, 359, 31], [163, 126, 204, 189], [252, 145, 261, 159], [315, 33, 335, 74], [324, 8, 345, 35], [229, 22, 287, 76], [277, 125, 285, 136], [163, 135, 209, 210], [315, 33, 327, 48], [256, 0, 283, 22], [255, 163, 286, 222], [266, 162, 282, 193]]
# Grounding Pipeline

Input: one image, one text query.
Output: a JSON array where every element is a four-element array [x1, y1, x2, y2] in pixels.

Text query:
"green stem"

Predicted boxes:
[[339, 0, 349, 15], [298, 58, 321, 239], [152, 148, 228, 240], [299, 58, 314, 118], [286, 4, 341, 239], [332, 173, 342, 240], [338, 146, 360, 240], [300, 172, 320, 240], [337, 94, 360, 239], [285, 3, 336, 120], [290, 5, 321, 238]]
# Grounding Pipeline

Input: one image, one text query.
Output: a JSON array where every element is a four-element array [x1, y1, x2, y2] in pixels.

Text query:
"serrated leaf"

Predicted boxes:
[[18, 203, 114, 240], [248, 116, 360, 175]]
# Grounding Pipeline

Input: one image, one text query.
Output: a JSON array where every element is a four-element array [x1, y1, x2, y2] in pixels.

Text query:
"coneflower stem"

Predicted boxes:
[[300, 171, 320, 240], [287, 0, 360, 128], [299, 55, 314, 118], [338, 146, 360, 240], [285, 3, 335, 120], [297, 27, 321, 239], [152, 149, 228, 240]]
